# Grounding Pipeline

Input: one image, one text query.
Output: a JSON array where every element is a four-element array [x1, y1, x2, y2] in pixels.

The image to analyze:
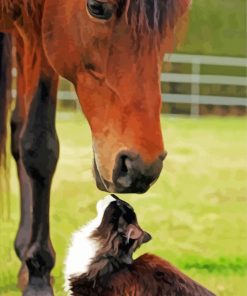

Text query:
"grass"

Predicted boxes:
[[178, 0, 246, 57], [0, 114, 247, 295]]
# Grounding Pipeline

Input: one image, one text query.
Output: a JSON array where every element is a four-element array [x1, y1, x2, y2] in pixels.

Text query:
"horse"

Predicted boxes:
[[0, 1, 190, 295]]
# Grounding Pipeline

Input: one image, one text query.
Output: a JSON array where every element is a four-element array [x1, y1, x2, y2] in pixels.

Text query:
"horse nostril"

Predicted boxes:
[[115, 154, 134, 188], [120, 155, 129, 173], [113, 151, 164, 193]]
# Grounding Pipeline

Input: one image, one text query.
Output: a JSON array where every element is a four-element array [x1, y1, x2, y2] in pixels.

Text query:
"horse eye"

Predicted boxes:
[[87, 0, 114, 20]]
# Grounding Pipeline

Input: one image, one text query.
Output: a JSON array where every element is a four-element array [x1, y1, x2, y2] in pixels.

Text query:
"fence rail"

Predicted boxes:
[[163, 94, 247, 107], [161, 73, 246, 86], [11, 54, 247, 115], [163, 53, 247, 67], [162, 53, 247, 116]]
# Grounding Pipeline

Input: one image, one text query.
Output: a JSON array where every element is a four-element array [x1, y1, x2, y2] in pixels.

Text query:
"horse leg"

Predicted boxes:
[[11, 36, 32, 290], [11, 107, 32, 290], [20, 71, 59, 295]]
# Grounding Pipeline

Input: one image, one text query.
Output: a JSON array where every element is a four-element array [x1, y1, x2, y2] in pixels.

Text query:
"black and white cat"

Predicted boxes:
[[64, 195, 215, 296]]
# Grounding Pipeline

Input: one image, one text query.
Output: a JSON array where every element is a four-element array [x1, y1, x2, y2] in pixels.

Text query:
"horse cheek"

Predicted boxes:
[[42, 0, 83, 82]]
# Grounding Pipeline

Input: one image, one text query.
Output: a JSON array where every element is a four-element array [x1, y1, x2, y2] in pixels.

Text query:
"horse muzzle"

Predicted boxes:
[[93, 150, 167, 194]]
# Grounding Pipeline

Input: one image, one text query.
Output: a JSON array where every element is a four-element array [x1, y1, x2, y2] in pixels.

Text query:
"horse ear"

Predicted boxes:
[[42, 0, 82, 82]]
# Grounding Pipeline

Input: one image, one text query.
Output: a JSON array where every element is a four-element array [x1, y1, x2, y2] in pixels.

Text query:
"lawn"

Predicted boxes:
[[178, 0, 246, 57], [0, 114, 246, 295]]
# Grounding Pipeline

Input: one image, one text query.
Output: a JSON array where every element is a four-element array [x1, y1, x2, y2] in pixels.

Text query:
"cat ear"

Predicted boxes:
[[142, 231, 152, 243], [126, 225, 152, 244], [126, 224, 143, 240]]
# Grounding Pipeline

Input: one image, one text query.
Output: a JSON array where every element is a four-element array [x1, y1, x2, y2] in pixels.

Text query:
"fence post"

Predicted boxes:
[[190, 59, 200, 117]]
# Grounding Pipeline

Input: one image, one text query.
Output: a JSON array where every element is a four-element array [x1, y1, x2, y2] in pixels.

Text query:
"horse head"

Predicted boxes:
[[42, 0, 190, 193]]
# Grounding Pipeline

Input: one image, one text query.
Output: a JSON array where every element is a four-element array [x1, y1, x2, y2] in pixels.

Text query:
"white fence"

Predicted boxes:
[[12, 54, 247, 115], [162, 54, 247, 116]]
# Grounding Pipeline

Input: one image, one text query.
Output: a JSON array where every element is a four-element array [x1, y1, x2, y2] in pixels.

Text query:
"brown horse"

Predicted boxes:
[[0, 0, 190, 295]]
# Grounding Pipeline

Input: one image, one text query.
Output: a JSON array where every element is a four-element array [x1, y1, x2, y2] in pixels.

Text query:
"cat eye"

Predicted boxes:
[[87, 0, 114, 20]]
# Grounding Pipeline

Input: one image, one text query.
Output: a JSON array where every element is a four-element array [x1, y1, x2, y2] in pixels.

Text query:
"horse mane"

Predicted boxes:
[[2, 0, 43, 16], [125, 0, 191, 38]]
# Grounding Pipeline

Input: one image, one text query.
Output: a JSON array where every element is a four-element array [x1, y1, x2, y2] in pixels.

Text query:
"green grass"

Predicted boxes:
[[0, 114, 247, 295], [178, 0, 246, 57]]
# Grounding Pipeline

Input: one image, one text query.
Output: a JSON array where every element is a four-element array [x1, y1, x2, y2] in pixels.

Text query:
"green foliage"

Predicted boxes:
[[178, 0, 246, 57], [0, 114, 246, 295]]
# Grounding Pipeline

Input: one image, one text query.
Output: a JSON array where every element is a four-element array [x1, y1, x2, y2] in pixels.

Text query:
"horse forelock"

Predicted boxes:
[[2, 0, 43, 15], [124, 0, 190, 38]]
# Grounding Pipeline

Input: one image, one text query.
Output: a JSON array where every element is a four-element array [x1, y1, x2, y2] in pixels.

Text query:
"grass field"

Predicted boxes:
[[0, 114, 246, 295], [178, 0, 246, 57]]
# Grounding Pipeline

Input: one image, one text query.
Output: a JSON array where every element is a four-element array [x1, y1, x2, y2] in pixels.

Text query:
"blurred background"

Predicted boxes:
[[0, 0, 246, 295]]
